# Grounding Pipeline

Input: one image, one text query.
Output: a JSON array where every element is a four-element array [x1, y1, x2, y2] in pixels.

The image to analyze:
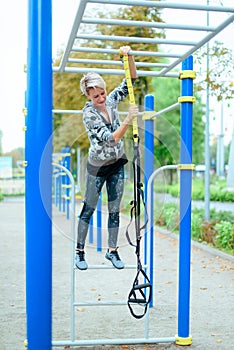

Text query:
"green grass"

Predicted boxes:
[[162, 177, 234, 202]]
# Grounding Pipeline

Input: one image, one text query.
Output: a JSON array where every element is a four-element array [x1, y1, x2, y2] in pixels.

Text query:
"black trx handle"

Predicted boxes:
[[127, 268, 152, 319]]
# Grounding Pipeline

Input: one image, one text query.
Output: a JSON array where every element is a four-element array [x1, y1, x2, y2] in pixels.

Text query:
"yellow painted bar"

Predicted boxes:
[[178, 164, 195, 170], [61, 184, 72, 188], [179, 70, 196, 80], [142, 111, 156, 120], [61, 153, 71, 157], [178, 96, 196, 103], [175, 335, 192, 346], [22, 108, 27, 116]]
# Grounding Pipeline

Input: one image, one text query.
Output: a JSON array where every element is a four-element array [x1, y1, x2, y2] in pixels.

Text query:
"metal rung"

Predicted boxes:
[[76, 33, 197, 46], [68, 58, 169, 68], [52, 337, 176, 347], [74, 264, 147, 270], [74, 301, 126, 307]]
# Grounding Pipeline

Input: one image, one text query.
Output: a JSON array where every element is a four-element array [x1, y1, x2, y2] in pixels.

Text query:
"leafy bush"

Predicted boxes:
[[191, 210, 203, 240], [156, 204, 234, 254], [200, 221, 216, 245], [167, 184, 179, 198], [210, 208, 234, 223], [192, 185, 204, 200], [214, 221, 234, 251], [155, 202, 179, 232]]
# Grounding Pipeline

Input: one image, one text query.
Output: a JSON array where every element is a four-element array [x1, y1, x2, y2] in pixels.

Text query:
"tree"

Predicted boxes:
[[53, 3, 166, 153], [4, 147, 24, 167], [194, 41, 234, 102], [195, 41, 234, 187], [53, 58, 89, 153], [96, 3, 166, 105]]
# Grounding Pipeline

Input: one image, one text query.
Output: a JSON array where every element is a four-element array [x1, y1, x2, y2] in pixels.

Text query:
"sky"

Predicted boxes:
[[0, 0, 233, 153], [0, 2, 27, 153], [0, 0, 76, 153]]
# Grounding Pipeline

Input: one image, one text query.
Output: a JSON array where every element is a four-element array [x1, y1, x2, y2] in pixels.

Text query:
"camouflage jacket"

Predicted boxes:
[[83, 79, 134, 167]]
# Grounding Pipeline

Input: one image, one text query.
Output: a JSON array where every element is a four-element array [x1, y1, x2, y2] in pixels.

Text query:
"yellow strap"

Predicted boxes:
[[122, 55, 138, 142]]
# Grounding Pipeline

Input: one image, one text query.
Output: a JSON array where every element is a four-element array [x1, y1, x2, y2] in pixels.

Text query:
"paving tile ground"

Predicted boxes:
[[0, 197, 233, 350]]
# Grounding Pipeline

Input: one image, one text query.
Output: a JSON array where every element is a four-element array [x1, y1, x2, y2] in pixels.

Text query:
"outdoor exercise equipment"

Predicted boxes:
[[121, 52, 152, 319], [25, 0, 234, 349]]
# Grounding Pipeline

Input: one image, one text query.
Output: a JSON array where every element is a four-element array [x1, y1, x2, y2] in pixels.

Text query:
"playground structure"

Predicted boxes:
[[25, 1, 234, 349]]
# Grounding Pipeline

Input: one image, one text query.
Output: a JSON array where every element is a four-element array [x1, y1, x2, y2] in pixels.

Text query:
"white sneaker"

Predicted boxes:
[[105, 249, 125, 269], [75, 251, 88, 270]]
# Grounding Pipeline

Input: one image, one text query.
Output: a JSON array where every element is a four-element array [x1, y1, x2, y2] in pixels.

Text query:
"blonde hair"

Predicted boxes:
[[80, 72, 106, 95]]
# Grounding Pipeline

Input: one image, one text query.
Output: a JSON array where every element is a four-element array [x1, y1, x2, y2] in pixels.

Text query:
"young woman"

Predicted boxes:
[[76, 45, 138, 270]]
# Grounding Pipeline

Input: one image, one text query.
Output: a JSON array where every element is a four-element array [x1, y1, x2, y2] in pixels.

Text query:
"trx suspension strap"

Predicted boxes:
[[121, 52, 152, 319]]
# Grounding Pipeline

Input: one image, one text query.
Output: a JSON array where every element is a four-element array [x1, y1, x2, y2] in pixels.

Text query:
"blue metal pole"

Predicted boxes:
[[89, 216, 94, 244], [64, 147, 71, 220], [25, 0, 52, 350], [61, 148, 66, 214], [144, 95, 155, 307], [58, 155, 62, 212], [177, 56, 194, 346], [97, 193, 102, 252], [26, 0, 52, 349], [54, 169, 57, 206], [55, 168, 59, 207]]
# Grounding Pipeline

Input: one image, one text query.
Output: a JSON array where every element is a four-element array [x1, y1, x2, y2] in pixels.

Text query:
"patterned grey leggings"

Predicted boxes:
[[77, 166, 124, 249]]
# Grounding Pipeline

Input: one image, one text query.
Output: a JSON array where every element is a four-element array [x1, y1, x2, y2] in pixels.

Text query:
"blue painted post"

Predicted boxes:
[[53, 169, 56, 205], [55, 167, 60, 207], [25, 0, 52, 349], [89, 215, 94, 244], [61, 148, 66, 214], [58, 154, 62, 212], [54, 168, 58, 207], [176, 56, 194, 346], [144, 95, 155, 307], [63, 147, 71, 219], [97, 193, 102, 252]]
